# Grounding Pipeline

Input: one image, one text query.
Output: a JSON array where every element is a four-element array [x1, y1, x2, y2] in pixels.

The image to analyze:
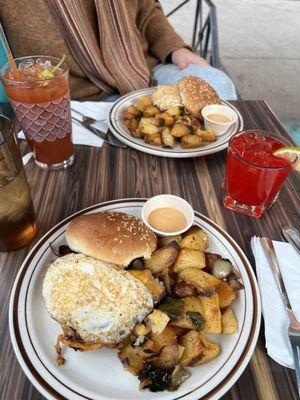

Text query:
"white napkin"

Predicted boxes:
[[18, 101, 115, 165], [251, 236, 300, 369]]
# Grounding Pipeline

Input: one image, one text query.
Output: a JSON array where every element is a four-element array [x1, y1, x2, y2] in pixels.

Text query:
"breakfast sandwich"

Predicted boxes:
[[152, 83, 183, 110]]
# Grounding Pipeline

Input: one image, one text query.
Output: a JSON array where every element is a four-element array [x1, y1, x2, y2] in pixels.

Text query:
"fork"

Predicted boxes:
[[261, 237, 300, 395]]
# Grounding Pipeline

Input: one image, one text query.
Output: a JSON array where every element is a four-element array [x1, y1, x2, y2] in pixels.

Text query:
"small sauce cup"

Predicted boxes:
[[202, 104, 238, 136], [141, 194, 194, 236]]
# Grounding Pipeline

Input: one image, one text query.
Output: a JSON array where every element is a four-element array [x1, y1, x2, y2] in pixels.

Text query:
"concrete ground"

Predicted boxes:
[[161, 0, 300, 143]]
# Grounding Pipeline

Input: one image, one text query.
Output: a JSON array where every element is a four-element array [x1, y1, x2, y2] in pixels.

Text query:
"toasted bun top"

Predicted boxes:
[[42, 254, 153, 344], [178, 76, 221, 118], [66, 211, 157, 267], [152, 84, 182, 110]]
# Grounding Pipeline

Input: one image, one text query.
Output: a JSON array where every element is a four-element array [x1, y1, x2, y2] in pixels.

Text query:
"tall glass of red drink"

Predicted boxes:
[[224, 130, 296, 218], [0, 55, 74, 169]]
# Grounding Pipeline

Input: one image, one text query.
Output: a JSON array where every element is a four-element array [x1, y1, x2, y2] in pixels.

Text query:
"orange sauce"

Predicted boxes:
[[148, 207, 187, 232], [206, 113, 232, 123]]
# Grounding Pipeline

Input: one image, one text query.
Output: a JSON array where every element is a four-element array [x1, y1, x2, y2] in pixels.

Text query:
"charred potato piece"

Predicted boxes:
[[144, 133, 163, 146], [144, 241, 179, 275], [199, 293, 222, 334], [118, 340, 158, 376], [216, 281, 236, 309], [181, 135, 203, 148], [221, 307, 238, 334], [170, 315, 195, 330], [136, 96, 153, 112], [205, 252, 222, 269], [227, 271, 244, 290], [171, 296, 204, 330], [173, 249, 206, 274], [179, 330, 205, 367], [129, 269, 166, 303], [166, 106, 184, 119], [161, 127, 175, 148], [139, 118, 159, 135], [158, 235, 182, 247], [130, 127, 142, 139], [180, 226, 209, 251], [179, 268, 220, 296], [153, 344, 182, 371], [134, 324, 151, 337], [127, 118, 139, 132], [143, 105, 160, 117], [172, 281, 197, 298], [190, 118, 201, 131], [151, 325, 177, 349], [154, 112, 175, 127], [171, 122, 193, 138], [123, 110, 135, 122], [193, 336, 220, 365]]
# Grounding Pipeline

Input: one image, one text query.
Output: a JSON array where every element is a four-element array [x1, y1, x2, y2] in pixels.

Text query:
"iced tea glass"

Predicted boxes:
[[0, 115, 37, 251], [224, 130, 296, 218], [0, 55, 74, 169]]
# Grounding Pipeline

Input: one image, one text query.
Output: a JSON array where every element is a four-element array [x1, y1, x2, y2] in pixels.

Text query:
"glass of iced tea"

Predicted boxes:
[[0, 55, 74, 169], [0, 115, 37, 251], [224, 130, 296, 218]]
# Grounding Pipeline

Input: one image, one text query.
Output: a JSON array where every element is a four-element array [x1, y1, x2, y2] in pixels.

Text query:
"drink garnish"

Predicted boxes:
[[38, 54, 66, 82], [273, 146, 300, 171]]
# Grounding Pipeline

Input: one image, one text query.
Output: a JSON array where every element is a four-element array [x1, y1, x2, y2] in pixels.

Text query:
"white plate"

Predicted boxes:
[[108, 88, 244, 158], [9, 199, 261, 400]]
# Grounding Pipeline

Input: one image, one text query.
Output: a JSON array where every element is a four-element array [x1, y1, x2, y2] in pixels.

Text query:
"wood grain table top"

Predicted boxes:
[[0, 100, 299, 400]]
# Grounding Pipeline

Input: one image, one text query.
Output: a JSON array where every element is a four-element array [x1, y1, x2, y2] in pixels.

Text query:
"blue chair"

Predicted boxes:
[[0, 40, 8, 103]]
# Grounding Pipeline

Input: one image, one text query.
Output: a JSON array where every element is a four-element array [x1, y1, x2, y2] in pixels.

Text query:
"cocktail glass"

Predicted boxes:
[[224, 130, 296, 218], [0, 55, 74, 170]]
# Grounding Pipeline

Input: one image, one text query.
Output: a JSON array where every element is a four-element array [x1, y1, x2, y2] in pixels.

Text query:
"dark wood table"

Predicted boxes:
[[0, 100, 299, 400]]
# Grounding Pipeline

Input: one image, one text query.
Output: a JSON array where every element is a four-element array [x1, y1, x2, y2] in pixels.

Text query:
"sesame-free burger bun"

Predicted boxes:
[[66, 211, 157, 267], [178, 76, 221, 118]]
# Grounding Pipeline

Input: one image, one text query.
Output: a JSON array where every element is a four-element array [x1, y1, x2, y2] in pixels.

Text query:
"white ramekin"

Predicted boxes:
[[202, 104, 238, 136], [141, 194, 194, 237]]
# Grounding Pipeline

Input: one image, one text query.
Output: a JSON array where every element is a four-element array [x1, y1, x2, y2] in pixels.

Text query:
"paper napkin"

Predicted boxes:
[[251, 236, 300, 369]]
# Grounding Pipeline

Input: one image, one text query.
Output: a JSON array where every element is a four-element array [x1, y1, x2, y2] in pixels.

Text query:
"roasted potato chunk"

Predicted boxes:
[[136, 96, 153, 112], [129, 269, 165, 303], [172, 281, 197, 298], [183, 296, 203, 314], [166, 106, 184, 119], [181, 135, 203, 148], [179, 330, 205, 367], [193, 336, 220, 365], [180, 226, 209, 251], [143, 105, 160, 117], [139, 118, 159, 135], [134, 323, 151, 337], [126, 105, 142, 117], [217, 281, 236, 309], [154, 112, 175, 127], [151, 325, 177, 349], [130, 127, 142, 139], [173, 249, 206, 274], [200, 293, 222, 334], [179, 268, 220, 296], [171, 296, 204, 330], [144, 241, 179, 275], [153, 344, 182, 371], [205, 252, 222, 269], [146, 310, 170, 334], [161, 127, 175, 148], [221, 307, 238, 334], [171, 122, 193, 138], [118, 340, 158, 376], [201, 129, 216, 142], [144, 133, 162, 146]]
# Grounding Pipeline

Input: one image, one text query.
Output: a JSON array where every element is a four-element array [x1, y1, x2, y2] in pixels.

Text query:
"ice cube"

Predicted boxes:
[[18, 59, 34, 71], [36, 58, 52, 69]]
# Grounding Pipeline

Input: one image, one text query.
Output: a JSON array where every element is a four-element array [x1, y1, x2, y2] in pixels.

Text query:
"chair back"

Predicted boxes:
[[0, 23, 9, 103]]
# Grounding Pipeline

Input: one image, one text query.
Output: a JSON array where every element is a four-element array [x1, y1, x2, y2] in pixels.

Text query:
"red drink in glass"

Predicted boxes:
[[0, 56, 74, 169], [224, 130, 295, 218]]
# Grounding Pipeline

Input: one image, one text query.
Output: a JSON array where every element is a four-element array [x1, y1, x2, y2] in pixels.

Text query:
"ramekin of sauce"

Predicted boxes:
[[141, 195, 194, 236], [202, 104, 238, 136]]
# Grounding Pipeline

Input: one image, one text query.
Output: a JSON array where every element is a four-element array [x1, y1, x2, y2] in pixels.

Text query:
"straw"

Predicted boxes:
[[0, 23, 19, 79]]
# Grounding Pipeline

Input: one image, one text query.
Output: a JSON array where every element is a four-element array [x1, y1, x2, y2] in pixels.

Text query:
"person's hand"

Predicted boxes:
[[171, 48, 209, 69]]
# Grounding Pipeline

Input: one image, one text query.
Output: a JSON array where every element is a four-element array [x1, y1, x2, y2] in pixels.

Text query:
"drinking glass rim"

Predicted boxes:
[[0, 55, 68, 85], [0, 114, 14, 145], [228, 129, 298, 170]]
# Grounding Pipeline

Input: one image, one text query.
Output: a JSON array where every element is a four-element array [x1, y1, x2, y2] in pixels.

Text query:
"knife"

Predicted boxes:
[[282, 226, 300, 258], [261, 237, 300, 396]]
